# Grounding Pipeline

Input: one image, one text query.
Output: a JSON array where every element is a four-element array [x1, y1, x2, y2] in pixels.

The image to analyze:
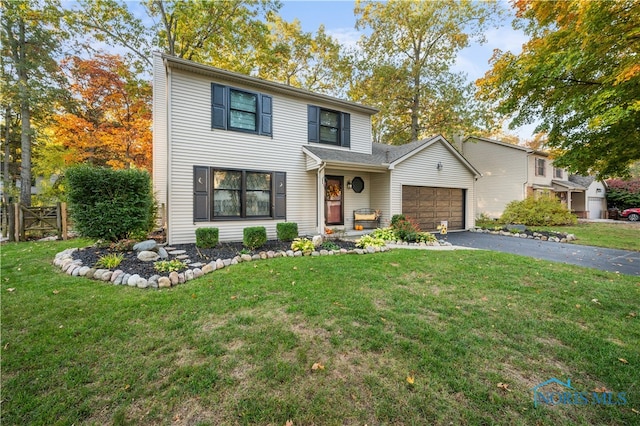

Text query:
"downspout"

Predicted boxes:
[[317, 162, 326, 234]]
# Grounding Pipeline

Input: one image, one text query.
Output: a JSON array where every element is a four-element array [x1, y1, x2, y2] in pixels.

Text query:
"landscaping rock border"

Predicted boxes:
[[469, 227, 577, 243], [53, 244, 391, 290]]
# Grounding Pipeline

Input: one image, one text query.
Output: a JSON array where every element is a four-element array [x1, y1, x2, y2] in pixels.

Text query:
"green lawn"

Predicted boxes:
[[531, 222, 640, 251], [1, 240, 639, 425]]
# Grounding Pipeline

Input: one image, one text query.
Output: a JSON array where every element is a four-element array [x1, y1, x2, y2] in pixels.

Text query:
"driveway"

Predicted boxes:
[[442, 231, 640, 276]]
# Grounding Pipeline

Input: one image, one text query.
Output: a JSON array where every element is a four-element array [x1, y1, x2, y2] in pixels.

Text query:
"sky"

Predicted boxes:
[[277, 0, 538, 140]]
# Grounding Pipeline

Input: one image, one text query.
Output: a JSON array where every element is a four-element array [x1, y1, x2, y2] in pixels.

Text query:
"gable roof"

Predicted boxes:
[[158, 52, 379, 116], [464, 136, 533, 153], [303, 135, 481, 177]]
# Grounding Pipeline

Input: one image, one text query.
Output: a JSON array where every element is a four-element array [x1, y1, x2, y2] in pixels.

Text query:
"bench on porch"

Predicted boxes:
[[353, 208, 381, 229]]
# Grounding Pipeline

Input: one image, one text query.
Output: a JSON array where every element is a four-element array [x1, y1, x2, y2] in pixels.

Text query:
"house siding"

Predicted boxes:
[[463, 138, 528, 218], [370, 173, 390, 227], [390, 141, 475, 229], [157, 61, 375, 243]]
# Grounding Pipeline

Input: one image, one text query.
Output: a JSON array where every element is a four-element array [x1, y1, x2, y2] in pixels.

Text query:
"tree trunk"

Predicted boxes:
[[17, 16, 31, 206]]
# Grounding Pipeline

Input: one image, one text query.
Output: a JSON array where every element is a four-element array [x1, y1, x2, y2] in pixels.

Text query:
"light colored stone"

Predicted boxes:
[[188, 262, 204, 268], [267, 251, 275, 258], [157, 247, 169, 259], [231, 258, 238, 265], [312, 235, 323, 247], [168, 249, 186, 255], [101, 271, 113, 281], [133, 240, 157, 252], [251, 254, 260, 261], [193, 268, 203, 278], [136, 278, 149, 289], [121, 273, 131, 285], [185, 269, 194, 281], [223, 259, 232, 267], [176, 254, 190, 260], [178, 273, 185, 284], [158, 277, 171, 288], [241, 254, 252, 262], [85, 268, 97, 279], [137, 250, 160, 262], [216, 259, 225, 269], [169, 271, 179, 285], [78, 266, 90, 276], [202, 263, 215, 274], [319, 249, 329, 256], [286, 250, 294, 257], [114, 273, 125, 285], [127, 274, 140, 286], [110, 270, 123, 282], [294, 251, 303, 257]]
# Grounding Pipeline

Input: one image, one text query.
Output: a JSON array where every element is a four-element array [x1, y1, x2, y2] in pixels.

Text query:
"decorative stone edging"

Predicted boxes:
[[469, 227, 577, 243], [53, 244, 391, 290]]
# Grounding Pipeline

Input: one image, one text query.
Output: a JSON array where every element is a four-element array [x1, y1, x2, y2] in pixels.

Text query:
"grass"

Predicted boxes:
[[2, 239, 639, 425], [530, 222, 640, 251]]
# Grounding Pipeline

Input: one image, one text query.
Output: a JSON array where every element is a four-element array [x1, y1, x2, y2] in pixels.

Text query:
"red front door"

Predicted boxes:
[[325, 176, 343, 225]]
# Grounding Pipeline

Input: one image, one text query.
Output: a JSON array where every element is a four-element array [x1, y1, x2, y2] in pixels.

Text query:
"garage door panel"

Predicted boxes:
[[402, 185, 465, 231]]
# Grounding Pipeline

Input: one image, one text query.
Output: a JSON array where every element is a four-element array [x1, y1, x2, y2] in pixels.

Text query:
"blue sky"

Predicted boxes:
[[278, 0, 537, 140]]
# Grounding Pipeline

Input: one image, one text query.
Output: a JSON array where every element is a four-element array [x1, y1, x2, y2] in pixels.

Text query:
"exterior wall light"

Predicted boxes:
[[437, 161, 443, 171]]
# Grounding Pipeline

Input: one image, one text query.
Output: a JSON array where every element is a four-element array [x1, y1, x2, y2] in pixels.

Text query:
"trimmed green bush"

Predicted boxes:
[[66, 165, 153, 241], [243, 226, 267, 250], [501, 196, 578, 226], [276, 222, 298, 241], [196, 227, 219, 248]]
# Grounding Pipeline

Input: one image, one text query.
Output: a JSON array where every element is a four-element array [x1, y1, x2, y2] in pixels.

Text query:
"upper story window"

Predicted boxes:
[[554, 167, 563, 179], [308, 105, 350, 148], [211, 83, 272, 136], [535, 158, 546, 176]]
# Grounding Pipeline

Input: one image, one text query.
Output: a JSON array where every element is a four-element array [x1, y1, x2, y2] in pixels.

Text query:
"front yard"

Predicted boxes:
[[1, 238, 638, 425], [531, 222, 640, 251]]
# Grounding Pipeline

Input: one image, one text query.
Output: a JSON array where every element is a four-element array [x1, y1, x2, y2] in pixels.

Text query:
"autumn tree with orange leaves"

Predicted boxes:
[[48, 54, 152, 172]]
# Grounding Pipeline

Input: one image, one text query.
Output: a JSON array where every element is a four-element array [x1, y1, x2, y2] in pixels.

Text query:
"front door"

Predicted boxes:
[[325, 176, 343, 225]]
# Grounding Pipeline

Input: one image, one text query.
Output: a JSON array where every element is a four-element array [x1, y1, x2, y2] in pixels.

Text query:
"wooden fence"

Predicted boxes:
[[1, 203, 68, 242]]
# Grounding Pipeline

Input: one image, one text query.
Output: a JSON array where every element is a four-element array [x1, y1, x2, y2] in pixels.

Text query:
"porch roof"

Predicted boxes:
[[302, 145, 390, 172], [552, 180, 587, 191]]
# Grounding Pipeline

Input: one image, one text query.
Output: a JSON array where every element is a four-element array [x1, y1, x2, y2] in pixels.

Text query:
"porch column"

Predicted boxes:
[[567, 191, 572, 211], [317, 165, 326, 234]]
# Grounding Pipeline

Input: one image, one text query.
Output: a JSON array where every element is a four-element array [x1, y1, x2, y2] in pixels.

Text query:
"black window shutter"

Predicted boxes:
[[211, 84, 227, 130], [273, 172, 286, 219], [307, 105, 319, 142], [260, 95, 272, 136], [194, 166, 210, 222], [341, 112, 351, 148]]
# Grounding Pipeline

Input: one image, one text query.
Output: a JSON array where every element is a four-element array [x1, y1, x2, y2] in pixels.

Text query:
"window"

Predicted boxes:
[[554, 167, 563, 179], [211, 83, 272, 136], [308, 105, 350, 147], [194, 166, 285, 221], [535, 158, 546, 176]]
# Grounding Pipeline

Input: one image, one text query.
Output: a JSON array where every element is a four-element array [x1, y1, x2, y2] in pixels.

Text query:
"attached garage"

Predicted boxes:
[[402, 186, 465, 231]]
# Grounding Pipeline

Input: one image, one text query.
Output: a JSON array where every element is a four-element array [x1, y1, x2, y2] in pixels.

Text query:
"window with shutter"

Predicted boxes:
[[307, 105, 350, 148], [211, 83, 272, 136]]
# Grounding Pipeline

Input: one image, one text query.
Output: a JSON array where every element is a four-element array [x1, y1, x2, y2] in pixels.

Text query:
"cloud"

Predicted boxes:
[[326, 27, 361, 50]]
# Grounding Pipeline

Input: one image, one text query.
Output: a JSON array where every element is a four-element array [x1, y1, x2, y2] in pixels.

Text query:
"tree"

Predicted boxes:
[[43, 54, 152, 172], [477, 0, 640, 178], [1, 0, 66, 205], [350, 0, 501, 145]]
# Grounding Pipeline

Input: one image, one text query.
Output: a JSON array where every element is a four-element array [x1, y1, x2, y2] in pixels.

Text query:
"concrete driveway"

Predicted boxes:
[[442, 231, 640, 276]]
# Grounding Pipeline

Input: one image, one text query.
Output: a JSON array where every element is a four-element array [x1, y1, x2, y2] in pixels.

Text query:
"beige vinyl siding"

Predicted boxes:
[[152, 53, 168, 211], [390, 141, 475, 229], [306, 102, 372, 154], [370, 173, 391, 227], [164, 68, 375, 243], [463, 138, 528, 218], [529, 155, 552, 186]]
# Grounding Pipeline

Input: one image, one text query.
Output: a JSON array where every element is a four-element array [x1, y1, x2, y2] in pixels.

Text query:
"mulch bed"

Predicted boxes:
[[72, 239, 358, 278]]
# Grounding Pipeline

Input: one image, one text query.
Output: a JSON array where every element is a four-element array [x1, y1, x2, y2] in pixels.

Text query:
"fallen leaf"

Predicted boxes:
[[618, 358, 629, 364], [593, 387, 608, 392], [52, 290, 59, 294], [230, 296, 237, 300], [390, 263, 400, 267], [191, 294, 196, 298], [497, 382, 511, 392], [380, 317, 386, 322], [575, 304, 581, 309], [591, 298, 601, 305], [406, 375, 415, 385], [491, 308, 498, 312], [628, 312, 636, 318], [291, 281, 296, 286], [481, 296, 488, 301], [632, 408, 639, 414], [293, 266, 298, 270], [124, 384, 130, 390], [7, 288, 15, 292], [285, 421, 293, 426], [311, 362, 325, 370], [253, 264, 257, 268]]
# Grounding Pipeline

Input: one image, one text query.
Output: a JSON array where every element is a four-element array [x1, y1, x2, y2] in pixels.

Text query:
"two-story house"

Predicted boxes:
[[153, 53, 480, 244], [462, 136, 605, 219]]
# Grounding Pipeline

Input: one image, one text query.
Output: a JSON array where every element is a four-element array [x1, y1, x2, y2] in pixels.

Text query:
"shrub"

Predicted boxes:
[[606, 178, 640, 210], [66, 165, 153, 241], [500, 196, 577, 226], [243, 226, 267, 250], [416, 232, 437, 244], [154, 259, 187, 273], [320, 241, 340, 251], [356, 235, 386, 248], [277, 222, 298, 241], [370, 227, 397, 241], [196, 227, 219, 248], [95, 253, 124, 269], [291, 237, 315, 253], [391, 215, 421, 241]]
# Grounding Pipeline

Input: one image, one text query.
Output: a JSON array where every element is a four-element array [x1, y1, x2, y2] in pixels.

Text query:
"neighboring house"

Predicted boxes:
[[462, 136, 599, 219], [153, 53, 480, 244]]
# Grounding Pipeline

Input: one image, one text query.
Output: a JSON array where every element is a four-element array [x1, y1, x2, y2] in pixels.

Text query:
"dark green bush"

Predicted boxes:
[[391, 215, 421, 241], [243, 226, 267, 250], [390, 214, 406, 228], [500, 196, 577, 226], [66, 165, 153, 241], [196, 227, 219, 248], [276, 222, 298, 241]]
